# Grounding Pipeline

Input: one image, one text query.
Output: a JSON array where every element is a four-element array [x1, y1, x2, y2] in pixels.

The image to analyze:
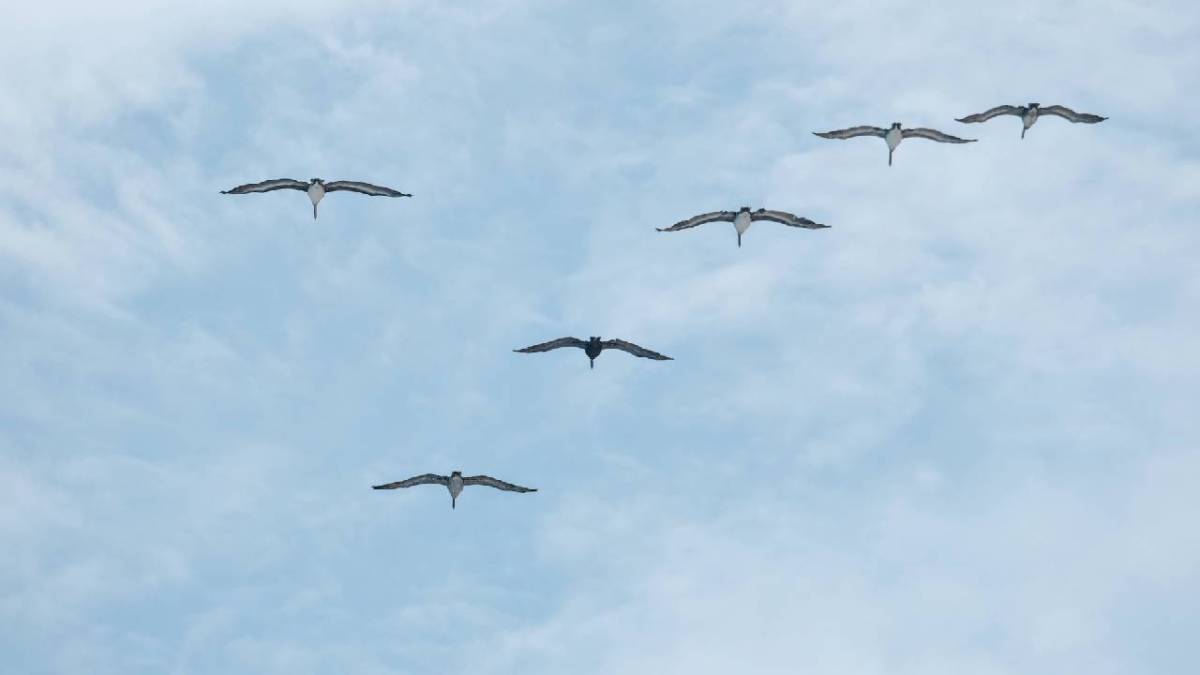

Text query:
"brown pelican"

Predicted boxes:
[[372, 471, 536, 509], [514, 336, 672, 369], [956, 103, 1107, 138], [813, 123, 976, 165], [656, 206, 828, 247], [220, 178, 412, 218]]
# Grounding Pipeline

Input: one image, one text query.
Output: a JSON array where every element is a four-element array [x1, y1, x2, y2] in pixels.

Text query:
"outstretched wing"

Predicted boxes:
[[901, 127, 976, 143], [462, 475, 537, 493], [513, 337, 588, 353], [220, 178, 308, 194], [323, 181, 413, 197], [657, 211, 738, 232], [600, 339, 672, 361], [750, 209, 829, 229], [372, 473, 448, 490], [955, 105, 1022, 123], [813, 126, 887, 140], [1037, 105, 1107, 124]]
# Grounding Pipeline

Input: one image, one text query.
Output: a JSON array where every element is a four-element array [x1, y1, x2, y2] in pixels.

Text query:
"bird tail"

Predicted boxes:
[[313, 202, 318, 219], [888, 148, 893, 166], [589, 358, 594, 369], [452, 495, 456, 509], [737, 231, 742, 248], [1021, 127, 1026, 139]]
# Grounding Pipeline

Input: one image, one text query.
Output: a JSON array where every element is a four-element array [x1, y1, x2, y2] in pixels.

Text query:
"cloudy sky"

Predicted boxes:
[[2, 1, 1198, 673]]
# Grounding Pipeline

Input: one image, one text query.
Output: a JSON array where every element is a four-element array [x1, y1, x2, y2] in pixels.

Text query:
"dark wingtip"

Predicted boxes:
[[954, 118, 968, 123]]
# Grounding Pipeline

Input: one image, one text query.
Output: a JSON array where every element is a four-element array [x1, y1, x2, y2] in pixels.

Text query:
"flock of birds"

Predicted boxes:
[[220, 101, 1106, 508]]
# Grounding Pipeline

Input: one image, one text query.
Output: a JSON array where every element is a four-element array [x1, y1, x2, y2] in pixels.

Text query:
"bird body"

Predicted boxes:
[[813, 122, 975, 165], [955, 103, 1106, 139], [307, 180, 325, 219], [657, 206, 827, 247], [220, 177, 412, 218], [372, 470, 535, 509], [733, 209, 753, 246], [514, 336, 672, 368]]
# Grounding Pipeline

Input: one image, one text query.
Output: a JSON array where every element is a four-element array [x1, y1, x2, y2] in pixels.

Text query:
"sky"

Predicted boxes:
[[2, 0, 1199, 673]]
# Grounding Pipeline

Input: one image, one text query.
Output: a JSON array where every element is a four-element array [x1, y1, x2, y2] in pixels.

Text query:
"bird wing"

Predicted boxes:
[[656, 211, 738, 232], [372, 473, 448, 490], [955, 105, 1022, 123], [220, 178, 308, 194], [462, 475, 537, 493], [1037, 105, 1107, 124], [901, 127, 976, 143], [513, 337, 588, 353], [750, 209, 829, 229], [812, 126, 887, 140], [323, 181, 413, 197], [600, 339, 672, 360]]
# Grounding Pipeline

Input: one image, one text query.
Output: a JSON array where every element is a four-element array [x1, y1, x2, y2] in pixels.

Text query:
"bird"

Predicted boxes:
[[372, 471, 536, 509], [813, 123, 976, 165], [656, 206, 828, 247], [514, 336, 672, 369], [955, 103, 1107, 138], [220, 178, 412, 218]]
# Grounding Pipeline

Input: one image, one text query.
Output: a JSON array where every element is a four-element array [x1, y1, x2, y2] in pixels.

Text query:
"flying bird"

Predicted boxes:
[[514, 336, 672, 369], [372, 471, 536, 509], [657, 206, 828, 247], [220, 178, 412, 218], [814, 123, 976, 165], [955, 103, 1107, 138]]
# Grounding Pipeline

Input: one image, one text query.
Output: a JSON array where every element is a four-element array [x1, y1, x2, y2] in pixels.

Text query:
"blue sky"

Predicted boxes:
[[2, 1, 1199, 673]]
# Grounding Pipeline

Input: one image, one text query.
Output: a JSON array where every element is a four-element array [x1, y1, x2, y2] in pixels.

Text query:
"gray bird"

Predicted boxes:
[[220, 178, 412, 218], [514, 336, 672, 369], [657, 206, 828, 247], [814, 123, 976, 165], [373, 471, 536, 509], [956, 103, 1107, 138]]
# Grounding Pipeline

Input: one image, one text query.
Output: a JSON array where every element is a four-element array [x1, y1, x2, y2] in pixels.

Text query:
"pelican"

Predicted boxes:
[[813, 123, 976, 165], [656, 206, 828, 247], [956, 103, 1107, 138], [514, 336, 672, 369], [220, 178, 412, 218], [372, 471, 536, 509]]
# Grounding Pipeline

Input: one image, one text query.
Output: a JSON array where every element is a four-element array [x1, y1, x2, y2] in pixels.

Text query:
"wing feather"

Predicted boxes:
[[955, 105, 1022, 123], [323, 181, 413, 197], [657, 211, 738, 232], [513, 337, 588, 353], [220, 178, 308, 194], [462, 475, 537, 493], [600, 339, 672, 361], [372, 473, 448, 490], [813, 126, 887, 140], [901, 127, 976, 143], [1037, 105, 1107, 124], [750, 209, 829, 229]]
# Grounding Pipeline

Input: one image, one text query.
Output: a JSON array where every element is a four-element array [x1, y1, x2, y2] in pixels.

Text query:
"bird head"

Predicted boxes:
[[310, 178, 323, 185], [451, 471, 462, 477], [589, 336, 601, 343], [891, 122, 902, 129], [1027, 103, 1040, 109]]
